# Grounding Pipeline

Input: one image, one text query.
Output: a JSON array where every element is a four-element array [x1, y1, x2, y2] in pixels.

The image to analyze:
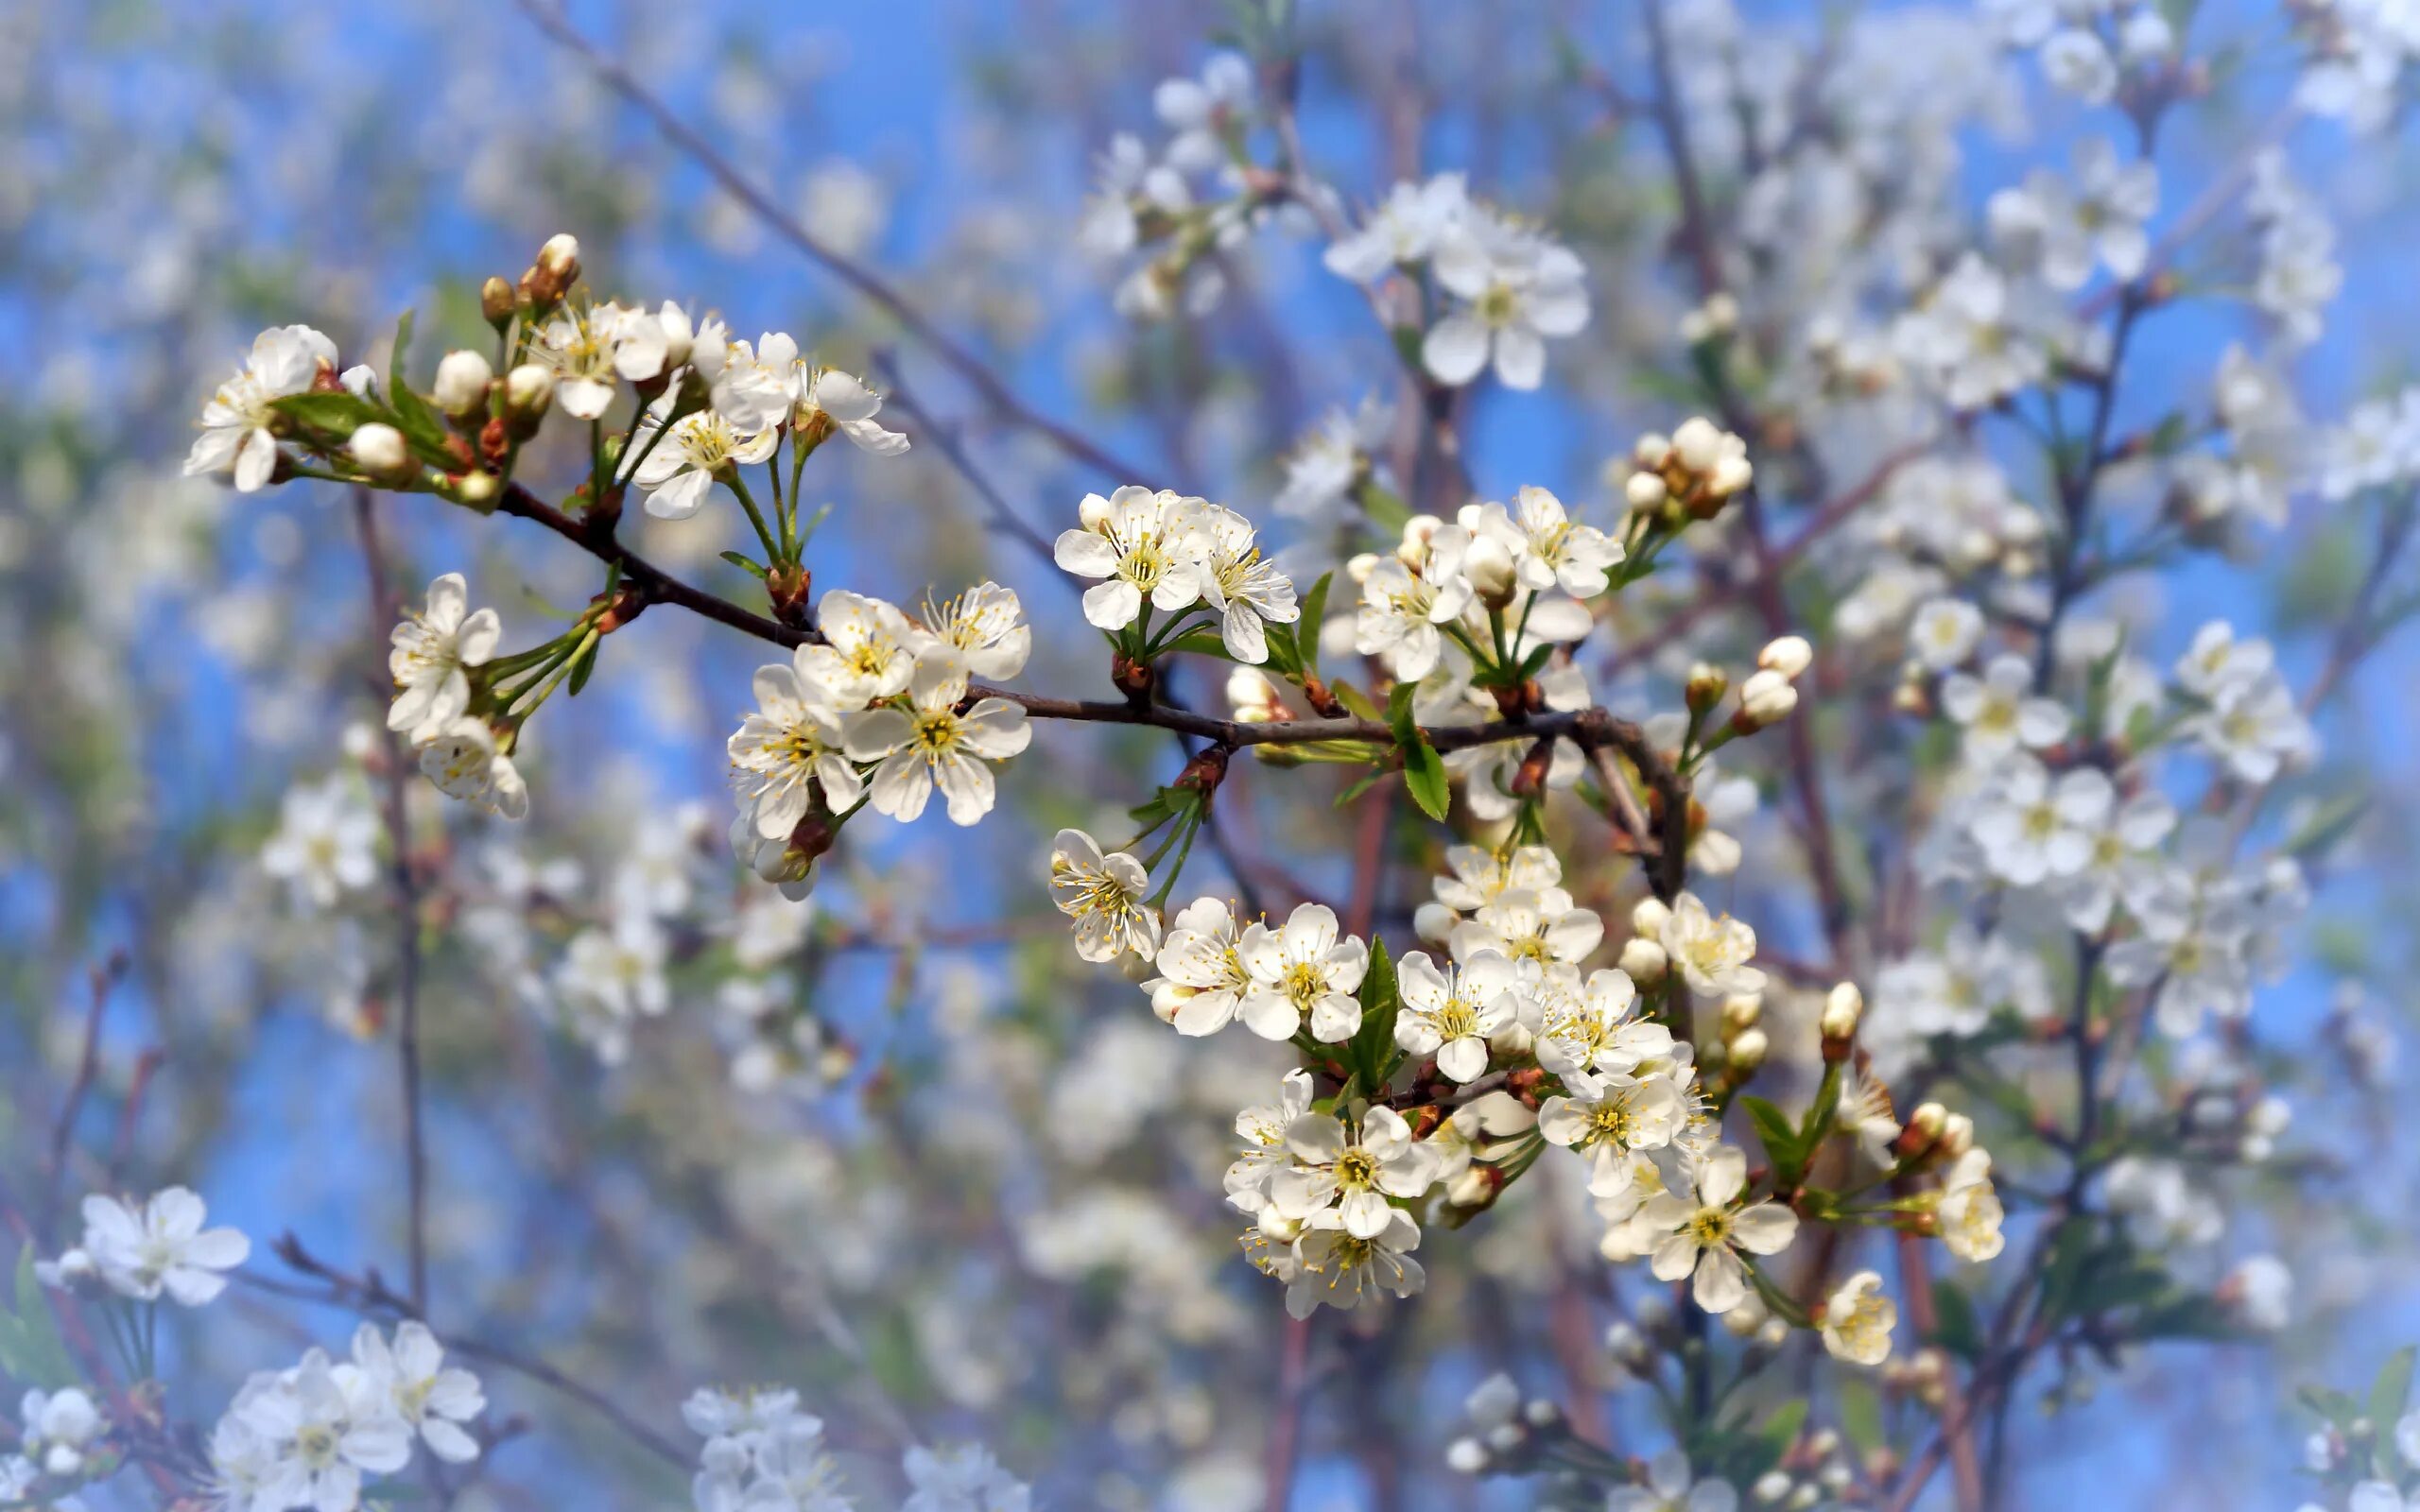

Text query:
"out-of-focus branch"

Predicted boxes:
[[353, 489, 431, 1314], [508, 0, 1154, 489], [259, 1236, 694, 1472]]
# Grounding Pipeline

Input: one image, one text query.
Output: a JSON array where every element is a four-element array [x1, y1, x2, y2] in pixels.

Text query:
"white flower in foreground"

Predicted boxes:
[[1269, 1105, 1439, 1240], [1639, 1143, 1799, 1314], [630, 407, 780, 520], [1539, 1074, 1685, 1196], [795, 590, 919, 706], [388, 573, 502, 742], [910, 582, 1031, 680], [1657, 892, 1766, 998], [1149, 897, 1268, 1035], [1287, 1206, 1426, 1318], [535, 301, 652, 421], [229, 1348, 412, 1512], [1607, 1450, 1737, 1512], [727, 656, 863, 840], [65, 1187, 249, 1305], [1353, 520, 1476, 679], [1394, 949, 1518, 1082], [1941, 653, 2070, 757], [18, 1388, 103, 1479], [1239, 902, 1370, 1042], [1525, 966, 1672, 1088], [261, 776, 379, 911], [1472, 485, 1625, 597], [793, 367, 911, 455], [351, 1321, 484, 1464], [1447, 886, 1602, 968], [844, 656, 1030, 825], [1047, 828, 1160, 963], [1937, 1148, 2006, 1262], [1821, 1270, 1897, 1365], [418, 717, 528, 820], [1188, 503, 1299, 663], [1423, 217, 1589, 390], [183, 324, 336, 491], [1052, 485, 1208, 631], [903, 1441, 1030, 1512], [1226, 1071, 1318, 1212]]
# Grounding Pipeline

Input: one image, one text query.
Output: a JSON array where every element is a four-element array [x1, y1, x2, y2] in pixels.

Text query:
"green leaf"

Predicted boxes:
[[1260, 623, 1302, 678], [1295, 572, 1332, 679], [1347, 936, 1401, 1088], [1333, 680, 1384, 723], [0, 1246, 78, 1389], [268, 391, 381, 439], [719, 550, 769, 580], [389, 308, 416, 395], [1739, 1095, 1805, 1183], [2299, 1383, 2363, 1432], [2374, 1347, 2416, 1457], [1385, 683, 1450, 822], [1837, 1376, 1884, 1454]]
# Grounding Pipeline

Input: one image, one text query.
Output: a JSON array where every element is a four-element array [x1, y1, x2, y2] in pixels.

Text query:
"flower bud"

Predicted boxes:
[[538, 232, 579, 278], [1758, 634, 1813, 679], [1630, 897, 1671, 937], [349, 422, 410, 480], [1444, 1437, 1487, 1474], [1938, 1113, 1975, 1160], [1618, 936, 1668, 986], [503, 364, 554, 436], [433, 350, 493, 420], [1464, 532, 1518, 605], [1633, 432, 1671, 469], [1728, 1027, 1769, 1073], [1722, 992, 1761, 1029], [480, 275, 517, 329], [1737, 669, 1799, 729], [455, 471, 500, 512], [1685, 662, 1729, 714], [1821, 981, 1863, 1042], [1672, 416, 1724, 473], [1625, 470, 1668, 510]]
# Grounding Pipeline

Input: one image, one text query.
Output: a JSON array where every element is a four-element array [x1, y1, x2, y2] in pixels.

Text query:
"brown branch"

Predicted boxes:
[[508, 0, 1153, 489], [354, 489, 432, 1314], [43, 954, 128, 1236], [259, 1237, 694, 1472]]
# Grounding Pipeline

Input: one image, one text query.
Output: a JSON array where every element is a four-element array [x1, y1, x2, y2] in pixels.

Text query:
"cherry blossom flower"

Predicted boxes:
[[58, 1187, 250, 1306], [1052, 485, 1209, 631], [1238, 902, 1369, 1042], [1639, 1143, 1799, 1313], [350, 1321, 484, 1464], [1047, 828, 1160, 963], [1393, 949, 1518, 1082], [183, 324, 337, 491], [844, 656, 1031, 825], [1821, 1270, 1896, 1366], [387, 573, 502, 742], [728, 656, 863, 840], [630, 406, 780, 520]]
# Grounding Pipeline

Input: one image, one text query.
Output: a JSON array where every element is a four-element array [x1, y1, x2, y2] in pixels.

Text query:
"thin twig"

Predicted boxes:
[[353, 489, 430, 1313], [509, 0, 1153, 489]]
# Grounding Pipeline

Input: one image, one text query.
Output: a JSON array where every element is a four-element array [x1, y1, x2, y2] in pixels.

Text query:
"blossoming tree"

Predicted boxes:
[[3, 1, 2416, 1510]]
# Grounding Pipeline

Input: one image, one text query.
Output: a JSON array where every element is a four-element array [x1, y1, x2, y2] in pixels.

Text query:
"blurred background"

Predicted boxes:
[[1, 0, 2415, 1508]]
